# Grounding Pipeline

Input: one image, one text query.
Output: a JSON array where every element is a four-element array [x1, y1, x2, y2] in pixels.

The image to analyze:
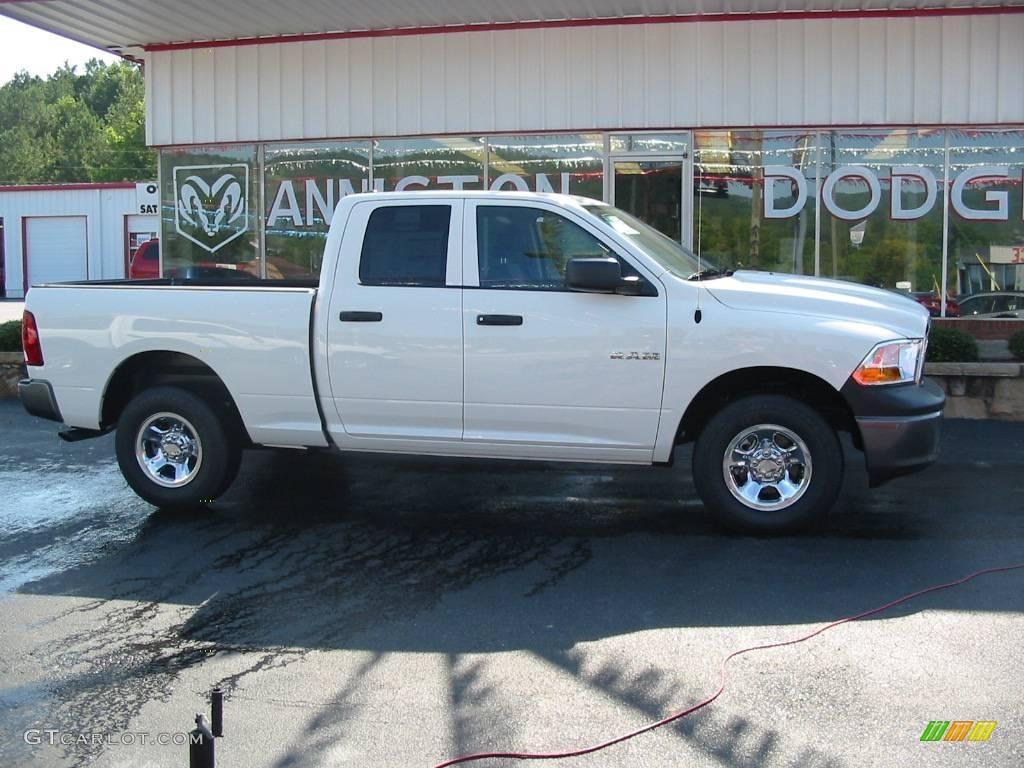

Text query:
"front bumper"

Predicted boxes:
[[18, 378, 63, 423], [841, 377, 945, 487]]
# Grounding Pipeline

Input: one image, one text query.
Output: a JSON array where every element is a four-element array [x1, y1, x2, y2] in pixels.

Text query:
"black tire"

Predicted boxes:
[[115, 386, 240, 509], [692, 395, 843, 534]]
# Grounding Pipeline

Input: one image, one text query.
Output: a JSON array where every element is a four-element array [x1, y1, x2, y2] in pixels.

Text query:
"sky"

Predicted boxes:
[[0, 15, 120, 84]]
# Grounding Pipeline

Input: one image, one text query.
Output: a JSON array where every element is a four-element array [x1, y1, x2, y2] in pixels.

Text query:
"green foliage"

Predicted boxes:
[[927, 327, 979, 363], [0, 60, 155, 184], [1009, 330, 1024, 362], [0, 320, 22, 352]]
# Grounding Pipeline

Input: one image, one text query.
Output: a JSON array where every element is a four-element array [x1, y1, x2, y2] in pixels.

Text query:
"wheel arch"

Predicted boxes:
[[101, 350, 249, 443], [674, 366, 860, 448]]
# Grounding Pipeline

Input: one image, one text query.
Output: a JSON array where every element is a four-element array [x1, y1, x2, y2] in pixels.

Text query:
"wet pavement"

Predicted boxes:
[[0, 398, 1022, 768]]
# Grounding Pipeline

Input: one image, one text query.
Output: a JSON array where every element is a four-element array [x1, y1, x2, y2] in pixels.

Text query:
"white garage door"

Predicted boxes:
[[25, 216, 88, 287]]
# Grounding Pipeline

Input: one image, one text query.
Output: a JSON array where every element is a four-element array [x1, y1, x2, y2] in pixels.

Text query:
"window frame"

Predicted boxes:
[[463, 200, 658, 295]]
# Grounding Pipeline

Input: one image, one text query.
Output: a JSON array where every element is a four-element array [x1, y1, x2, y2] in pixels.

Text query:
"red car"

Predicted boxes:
[[911, 291, 959, 318], [128, 239, 159, 279]]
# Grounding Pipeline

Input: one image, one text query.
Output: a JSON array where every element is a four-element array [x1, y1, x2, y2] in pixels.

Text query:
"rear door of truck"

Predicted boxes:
[[323, 198, 465, 440]]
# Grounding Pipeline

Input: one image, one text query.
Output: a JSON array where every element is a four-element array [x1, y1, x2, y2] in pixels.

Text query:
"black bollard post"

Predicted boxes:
[[189, 712, 215, 768], [210, 687, 224, 738]]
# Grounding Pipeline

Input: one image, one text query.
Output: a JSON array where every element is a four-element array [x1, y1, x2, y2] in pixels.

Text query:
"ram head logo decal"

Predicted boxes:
[[173, 164, 250, 253]]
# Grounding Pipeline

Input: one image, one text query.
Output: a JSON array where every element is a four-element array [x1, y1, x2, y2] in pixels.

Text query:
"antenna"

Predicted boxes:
[[694, 164, 704, 324]]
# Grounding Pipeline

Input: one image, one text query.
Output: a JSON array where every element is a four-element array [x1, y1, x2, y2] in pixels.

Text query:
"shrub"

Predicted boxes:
[[926, 327, 978, 363], [1009, 329, 1024, 362], [0, 320, 22, 352]]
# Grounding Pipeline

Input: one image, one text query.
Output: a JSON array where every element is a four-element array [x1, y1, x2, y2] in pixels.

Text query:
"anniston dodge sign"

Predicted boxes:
[[264, 164, 1023, 229]]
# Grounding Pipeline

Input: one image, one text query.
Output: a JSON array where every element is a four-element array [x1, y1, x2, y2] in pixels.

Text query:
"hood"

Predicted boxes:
[[703, 271, 930, 339]]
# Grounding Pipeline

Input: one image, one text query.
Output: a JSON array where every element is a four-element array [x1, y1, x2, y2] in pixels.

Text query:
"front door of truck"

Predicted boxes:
[[325, 199, 464, 440], [461, 200, 667, 460]]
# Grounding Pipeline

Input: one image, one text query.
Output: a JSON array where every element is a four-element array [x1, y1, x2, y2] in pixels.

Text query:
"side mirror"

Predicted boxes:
[[566, 257, 623, 293]]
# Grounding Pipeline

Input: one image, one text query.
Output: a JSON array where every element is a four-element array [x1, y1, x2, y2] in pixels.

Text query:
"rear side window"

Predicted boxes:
[[359, 205, 451, 287]]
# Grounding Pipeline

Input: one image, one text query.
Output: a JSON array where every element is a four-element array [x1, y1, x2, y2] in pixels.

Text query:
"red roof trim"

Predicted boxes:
[[143, 6, 1024, 52], [0, 182, 137, 193]]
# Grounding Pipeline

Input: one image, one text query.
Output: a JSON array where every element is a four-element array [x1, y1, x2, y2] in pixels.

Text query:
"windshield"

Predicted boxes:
[[582, 203, 714, 278]]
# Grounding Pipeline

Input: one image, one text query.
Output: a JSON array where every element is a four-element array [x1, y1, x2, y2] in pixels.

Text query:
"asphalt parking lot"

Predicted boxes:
[[0, 399, 1022, 768]]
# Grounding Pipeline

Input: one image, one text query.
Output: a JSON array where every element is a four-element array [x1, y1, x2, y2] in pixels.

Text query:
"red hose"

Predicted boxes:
[[431, 562, 1024, 767]]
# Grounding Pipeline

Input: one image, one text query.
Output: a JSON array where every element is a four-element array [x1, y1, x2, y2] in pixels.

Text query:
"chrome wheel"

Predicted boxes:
[[722, 423, 812, 511], [135, 411, 204, 488]]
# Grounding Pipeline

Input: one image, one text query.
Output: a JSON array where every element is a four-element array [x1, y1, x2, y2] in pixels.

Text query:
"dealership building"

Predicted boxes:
[[3, 1, 1024, 311]]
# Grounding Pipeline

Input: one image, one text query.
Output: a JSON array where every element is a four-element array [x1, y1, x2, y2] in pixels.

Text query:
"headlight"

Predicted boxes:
[[852, 339, 924, 385]]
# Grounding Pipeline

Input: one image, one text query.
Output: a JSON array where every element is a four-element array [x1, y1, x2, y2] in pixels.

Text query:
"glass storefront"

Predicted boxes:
[[159, 127, 1024, 316]]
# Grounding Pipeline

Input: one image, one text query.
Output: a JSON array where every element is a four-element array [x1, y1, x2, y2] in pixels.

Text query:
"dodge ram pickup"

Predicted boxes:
[[18, 191, 944, 532]]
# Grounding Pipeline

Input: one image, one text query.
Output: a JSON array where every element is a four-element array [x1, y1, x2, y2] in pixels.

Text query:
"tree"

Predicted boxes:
[[0, 59, 155, 184]]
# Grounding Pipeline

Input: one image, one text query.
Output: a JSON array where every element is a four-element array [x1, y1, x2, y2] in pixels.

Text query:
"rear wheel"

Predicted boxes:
[[115, 386, 240, 509], [692, 395, 842, 533]]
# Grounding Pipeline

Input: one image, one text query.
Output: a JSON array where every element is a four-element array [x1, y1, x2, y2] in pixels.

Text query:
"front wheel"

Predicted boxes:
[[115, 386, 240, 509], [692, 395, 843, 533]]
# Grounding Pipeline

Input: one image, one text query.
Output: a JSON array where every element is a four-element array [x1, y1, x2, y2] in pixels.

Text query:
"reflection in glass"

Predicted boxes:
[[613, 160, 683, 242], [158, 145, 260, 277], [947, 129, 1024, 299], [264, 141, 370, 278], [609, 133, 689, 155], [694, 130, 816, 274], [820, 129, 945, 299], [487, 134, 603, 200], [372, 137, 484, 192]]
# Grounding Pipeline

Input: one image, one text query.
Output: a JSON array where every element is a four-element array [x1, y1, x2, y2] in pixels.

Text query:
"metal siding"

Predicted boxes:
[[258, 45, 283, 141], [669, 23, 699, 126], [997, 15, 1024, 122], [913, 17, 942, 123], [280, 43, 306, 139], [214, 47, 239, 142], [469, 31, 495, 134], [803, 20, 832, 125], [235, 45, 261, 141], [940, 16, 970, 124], [857, 18, 887, 124], [968, 14, 999, 123], [884, 18, 914, 124], [192, 49, 216, 143], [145, 14, 1024, 146]]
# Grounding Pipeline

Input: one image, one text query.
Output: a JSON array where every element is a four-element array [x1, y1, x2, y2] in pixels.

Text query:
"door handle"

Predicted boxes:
[[477, 314, 523, 326], [339, 311, 383, 322]]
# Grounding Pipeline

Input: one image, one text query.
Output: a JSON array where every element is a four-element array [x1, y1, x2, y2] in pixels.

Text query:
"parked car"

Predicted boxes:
[[18, 191, 944, 533], [127, 239, 159, 279], [956, 291, 1024, 319], [910, 291, 960, 318]]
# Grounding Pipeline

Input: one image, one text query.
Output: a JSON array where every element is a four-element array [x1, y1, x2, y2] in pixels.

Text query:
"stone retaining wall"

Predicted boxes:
[[0, 352, 25, 399], [925, 362, 1024, 421]]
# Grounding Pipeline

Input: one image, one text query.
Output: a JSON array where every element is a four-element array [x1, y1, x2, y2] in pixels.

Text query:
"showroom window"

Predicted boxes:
[[264, 141, 371, 279], [372, 137, 485, 192], [947, 129, 1024, 297], [487, 134, 604, 199], [158, 144, 260, 276], [819, 129, 945, 295], [694, 130, 817, 276]]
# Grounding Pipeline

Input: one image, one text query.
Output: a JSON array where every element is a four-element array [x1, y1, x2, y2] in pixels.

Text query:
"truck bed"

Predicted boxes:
[[24, 280, 328, 448]]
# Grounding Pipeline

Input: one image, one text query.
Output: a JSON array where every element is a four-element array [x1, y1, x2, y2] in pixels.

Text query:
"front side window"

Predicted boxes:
[[477, 206, 612, 290], [359, 205, 451, 287]]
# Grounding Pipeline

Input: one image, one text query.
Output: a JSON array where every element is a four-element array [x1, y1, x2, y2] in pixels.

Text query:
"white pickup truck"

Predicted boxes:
[[18, 191, 944, 532]]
